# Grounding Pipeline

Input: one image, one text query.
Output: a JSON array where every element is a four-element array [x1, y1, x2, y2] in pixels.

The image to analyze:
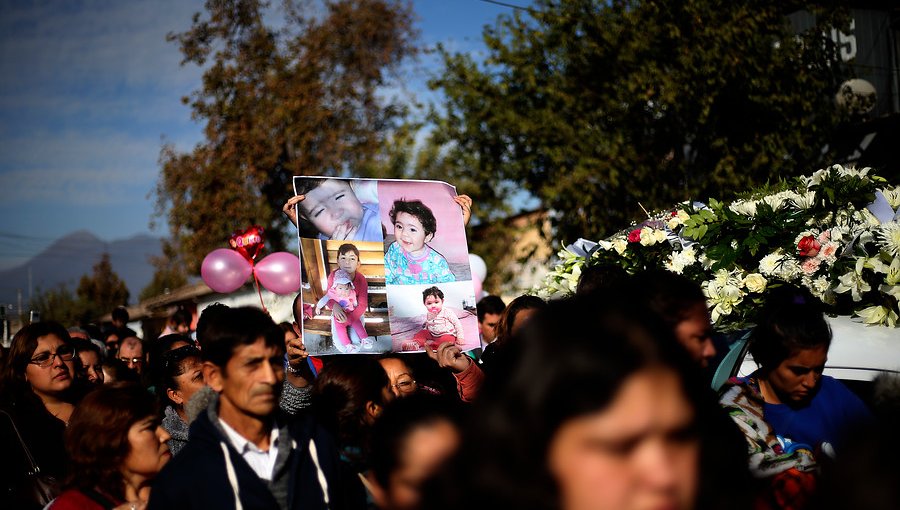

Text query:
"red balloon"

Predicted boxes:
[[229, 225, 265, 262]]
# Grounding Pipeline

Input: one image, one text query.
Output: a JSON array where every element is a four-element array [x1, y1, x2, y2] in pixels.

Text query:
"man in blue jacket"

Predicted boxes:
[[149, 306, 354, 510]]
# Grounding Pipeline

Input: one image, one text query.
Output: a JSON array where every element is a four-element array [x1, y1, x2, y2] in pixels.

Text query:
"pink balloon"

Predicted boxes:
[[255, 252, 301, 294], [201, 248, 252, 293]]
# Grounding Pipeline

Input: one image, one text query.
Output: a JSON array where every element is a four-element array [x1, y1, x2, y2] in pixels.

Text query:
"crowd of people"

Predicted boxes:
[[1, 267, 897, 509]]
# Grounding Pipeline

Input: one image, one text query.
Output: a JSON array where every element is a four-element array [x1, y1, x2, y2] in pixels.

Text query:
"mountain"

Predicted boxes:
[[0, 230, 162, 310]]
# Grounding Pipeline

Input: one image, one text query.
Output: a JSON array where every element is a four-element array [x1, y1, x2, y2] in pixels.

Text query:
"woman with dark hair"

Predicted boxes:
[[719, 286, 872, 509], [312, 356, 394, 506], [157, 345, 205, 456], [631, 270, 717, 368], [423, 294, 751, 510], [51, 383, 171, 509], [368, 394, 462, 510], [73, 338, 105, 387], [0, 322, 78, 508], [479, 294, 546, 373]]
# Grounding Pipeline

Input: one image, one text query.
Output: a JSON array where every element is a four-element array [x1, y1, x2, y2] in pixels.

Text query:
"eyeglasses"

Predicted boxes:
[[391, 379, 417, 393], [29, 345, 75, 368], [120, 357, 143, 366]]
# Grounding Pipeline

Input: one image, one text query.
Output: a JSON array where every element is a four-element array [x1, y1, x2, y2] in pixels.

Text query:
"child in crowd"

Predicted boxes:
[[292, 178, 382, 241], [405, 286, 463, 352], [384, 199, 456, 285], [317, 269, 370, 353]]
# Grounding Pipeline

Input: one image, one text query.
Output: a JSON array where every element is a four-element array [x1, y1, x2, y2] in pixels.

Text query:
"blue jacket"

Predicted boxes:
[[148, 398, 361, 510]]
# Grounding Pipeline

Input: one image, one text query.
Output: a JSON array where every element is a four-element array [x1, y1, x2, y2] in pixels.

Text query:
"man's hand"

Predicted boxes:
[[285, 334, 312, 388], [282, 195, 305, 228], [426, 342, 471, 374]]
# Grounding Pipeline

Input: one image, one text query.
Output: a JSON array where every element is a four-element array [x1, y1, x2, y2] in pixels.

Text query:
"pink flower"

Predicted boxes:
[[817, 230, 831, 243], [628, 229, 642, 243], [797, 235, 821, 257], [801, 257, 821, 275], [819, 242, 838, 260]]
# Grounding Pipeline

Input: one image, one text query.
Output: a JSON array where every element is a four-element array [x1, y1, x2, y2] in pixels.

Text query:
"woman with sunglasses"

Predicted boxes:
[[157, 345, 205, 455], [0, 321, 80, 509]]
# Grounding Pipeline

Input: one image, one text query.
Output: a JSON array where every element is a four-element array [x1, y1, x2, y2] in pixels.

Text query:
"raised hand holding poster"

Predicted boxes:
[[292, 177, 479, 355]]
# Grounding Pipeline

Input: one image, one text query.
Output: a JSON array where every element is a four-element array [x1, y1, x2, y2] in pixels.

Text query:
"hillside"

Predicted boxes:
[[0, 230, 162, 309]]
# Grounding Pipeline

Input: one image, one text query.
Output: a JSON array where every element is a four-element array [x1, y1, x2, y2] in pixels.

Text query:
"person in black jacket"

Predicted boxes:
[[148, 306, 354, 510]]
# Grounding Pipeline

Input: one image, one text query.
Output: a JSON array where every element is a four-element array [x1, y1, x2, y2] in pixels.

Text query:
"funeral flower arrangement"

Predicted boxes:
[[535, 164, 900, 329]]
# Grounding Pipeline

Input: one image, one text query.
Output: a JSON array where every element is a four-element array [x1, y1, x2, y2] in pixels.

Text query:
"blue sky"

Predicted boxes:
[[0, 0, 526, 270]]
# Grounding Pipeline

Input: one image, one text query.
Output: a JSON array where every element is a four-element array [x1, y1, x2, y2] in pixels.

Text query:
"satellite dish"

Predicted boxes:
[[835, 79, 877, 115]]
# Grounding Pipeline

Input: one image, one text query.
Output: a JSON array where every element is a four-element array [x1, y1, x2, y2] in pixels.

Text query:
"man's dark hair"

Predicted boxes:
[[576, 264, 628, 296], [476, 295, 506, 322], [169, 307, 192, 329], [200, 306, 283, 369], [422, 286, 444, 303], [630, 270, 707, 329], [389, 199, 437, 237], [111, 306, 129, 324], [195, 303, 230, 349], [292, 293, 304, 325]]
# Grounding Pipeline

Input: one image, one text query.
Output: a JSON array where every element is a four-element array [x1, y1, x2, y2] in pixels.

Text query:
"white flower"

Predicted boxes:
[[876, 222, 900, 258], [665, 247, 697, 274], [837, 165, 870, 179], [758, 252, 784, 276], [704, 280, 744, 323], [763, 191, 793, 211], [807, 275, 832, 300], [612, 237, 628, 255], [804, 168, 827, 187], [742, 273, 767, 293], [787, 190, 816, 209], [775, 257, 802, 281], [856, 305, 898, 327], [667, 210, 690, 230], [834, 259, 872, 301], [639, 227, 667, 246], [729, 200, 758, 217], [882, 187, 900, 209]]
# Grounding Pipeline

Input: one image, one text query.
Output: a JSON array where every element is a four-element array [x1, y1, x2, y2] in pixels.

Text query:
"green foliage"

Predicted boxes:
[[154, 0, 418, 277], [29, 253, 129, 325], [428, 0, 849, 244], [76, 253, 130, 320], [28, 284, 83, 326]]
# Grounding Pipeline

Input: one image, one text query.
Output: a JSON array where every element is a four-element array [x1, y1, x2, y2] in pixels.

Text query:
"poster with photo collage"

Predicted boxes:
[[292, 177, 479, 355]]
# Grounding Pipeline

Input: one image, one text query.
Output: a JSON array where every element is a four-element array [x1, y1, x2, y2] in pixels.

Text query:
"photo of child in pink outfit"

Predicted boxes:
[[316, 268, 370, 353], [406, 286, 464, 351]]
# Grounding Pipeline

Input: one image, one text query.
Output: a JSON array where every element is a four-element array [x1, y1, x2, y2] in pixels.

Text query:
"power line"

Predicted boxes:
[[477, 0, 534, 13]]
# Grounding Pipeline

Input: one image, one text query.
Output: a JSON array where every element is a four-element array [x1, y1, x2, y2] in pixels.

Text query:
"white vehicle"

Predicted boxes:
[[713, 315, 900, 398]]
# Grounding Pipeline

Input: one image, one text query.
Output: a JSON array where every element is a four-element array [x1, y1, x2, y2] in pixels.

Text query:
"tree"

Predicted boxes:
[[29, 253, 129, 325], [76, 253, 130, 319], [153, 0, 418, 278], [427, 0, 850, 245], [28, 284, 83, 326]]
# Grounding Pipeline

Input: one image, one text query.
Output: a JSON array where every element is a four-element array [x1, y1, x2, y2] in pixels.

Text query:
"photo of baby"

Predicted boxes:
[[292, 177, 383, 242], [378, 180, 471, 285], [386, 282, 479, 353], [314, 268, 369, 353]]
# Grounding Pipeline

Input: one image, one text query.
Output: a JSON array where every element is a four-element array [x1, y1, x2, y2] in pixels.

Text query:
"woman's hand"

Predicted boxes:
[[282, 195, 305, 228], [426, 342, 471, 374], [332, 303, 347, 323], [454, 195, 473, 226]]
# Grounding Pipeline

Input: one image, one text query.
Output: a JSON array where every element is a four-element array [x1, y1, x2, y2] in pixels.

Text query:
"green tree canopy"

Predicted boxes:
[[428, 0, 849, 245], [154, 0, 418, 277], [29, 253, 129, 325]]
